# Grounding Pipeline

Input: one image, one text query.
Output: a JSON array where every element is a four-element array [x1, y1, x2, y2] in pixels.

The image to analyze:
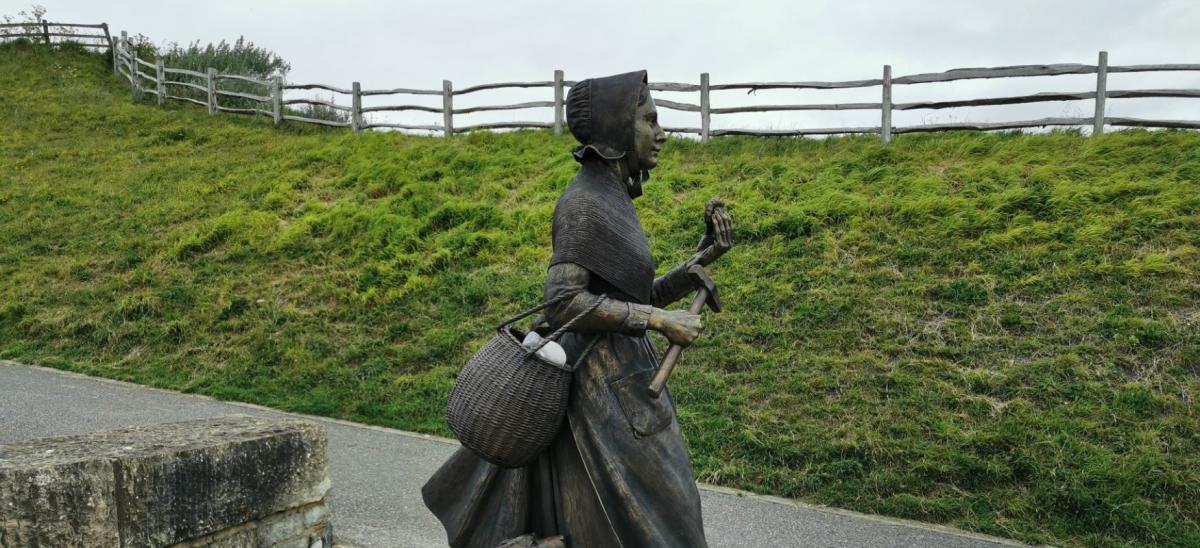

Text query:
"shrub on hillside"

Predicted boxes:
[[133, 36, 345, 123], [154, 37, 289, 111]]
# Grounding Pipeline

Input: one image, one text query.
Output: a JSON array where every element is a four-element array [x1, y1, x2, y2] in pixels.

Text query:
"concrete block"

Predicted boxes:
[[0, 457, 119, 546], [0, 416, 329, 547]]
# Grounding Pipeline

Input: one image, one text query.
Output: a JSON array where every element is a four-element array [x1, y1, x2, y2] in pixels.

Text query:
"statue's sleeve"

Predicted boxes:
[[650, 263, 696, 308], [543, 262, 653, 336]]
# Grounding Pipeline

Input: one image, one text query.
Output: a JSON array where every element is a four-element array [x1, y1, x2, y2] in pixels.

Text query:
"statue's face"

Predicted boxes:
[[633, 91, 667, 170]]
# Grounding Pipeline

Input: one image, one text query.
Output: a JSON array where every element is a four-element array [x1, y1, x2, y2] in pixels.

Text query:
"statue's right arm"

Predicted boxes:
[[543, 262, 654, 335], [544, 263, 702, 346]]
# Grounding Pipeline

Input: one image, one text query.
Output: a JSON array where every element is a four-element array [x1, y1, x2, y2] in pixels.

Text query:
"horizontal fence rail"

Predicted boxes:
[[76, 23, 1200, 143], [0, 20, 112, 51]]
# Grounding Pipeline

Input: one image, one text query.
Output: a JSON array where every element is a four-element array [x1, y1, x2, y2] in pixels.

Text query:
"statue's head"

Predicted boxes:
[[567, 70, 667, 197]]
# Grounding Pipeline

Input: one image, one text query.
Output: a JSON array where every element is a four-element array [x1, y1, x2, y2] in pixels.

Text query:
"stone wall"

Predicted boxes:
[[0, 416, 332, 548]]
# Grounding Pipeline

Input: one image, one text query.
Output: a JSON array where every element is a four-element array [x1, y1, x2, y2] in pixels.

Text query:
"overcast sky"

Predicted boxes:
[[25, 0, 1200, 134]]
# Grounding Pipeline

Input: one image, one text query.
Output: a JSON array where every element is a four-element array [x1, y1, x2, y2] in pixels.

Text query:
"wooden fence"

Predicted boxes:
[[0, 20, 112, 51], [73, 24, 1200, 143]]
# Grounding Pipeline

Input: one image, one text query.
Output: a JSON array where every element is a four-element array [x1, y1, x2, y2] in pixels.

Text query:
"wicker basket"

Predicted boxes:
[[447, 293, 603, 468]]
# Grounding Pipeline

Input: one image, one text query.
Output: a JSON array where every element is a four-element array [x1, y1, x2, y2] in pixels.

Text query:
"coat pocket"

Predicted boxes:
[[609, 369, 673, 437]]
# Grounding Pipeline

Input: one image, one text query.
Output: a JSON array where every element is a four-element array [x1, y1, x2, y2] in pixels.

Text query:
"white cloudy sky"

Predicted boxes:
[[25, 0, 1200, 134]]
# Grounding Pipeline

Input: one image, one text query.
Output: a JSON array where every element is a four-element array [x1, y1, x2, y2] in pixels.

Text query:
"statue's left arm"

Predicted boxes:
[[650, 198, 733, 308]]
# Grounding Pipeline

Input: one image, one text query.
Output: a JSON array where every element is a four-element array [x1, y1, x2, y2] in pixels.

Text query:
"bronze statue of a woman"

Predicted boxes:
[[423, 70, 734, 547]]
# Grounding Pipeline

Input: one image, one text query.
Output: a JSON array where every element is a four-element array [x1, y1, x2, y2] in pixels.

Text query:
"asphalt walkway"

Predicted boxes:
[[0, 361, 1021, 547]]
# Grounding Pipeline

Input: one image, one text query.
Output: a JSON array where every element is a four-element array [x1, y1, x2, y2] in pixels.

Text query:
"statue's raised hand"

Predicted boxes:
[[694, 198, 733, 266]]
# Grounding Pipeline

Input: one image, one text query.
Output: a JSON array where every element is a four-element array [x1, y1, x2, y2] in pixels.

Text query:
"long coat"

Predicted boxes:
[[423, 165, 707, 547]]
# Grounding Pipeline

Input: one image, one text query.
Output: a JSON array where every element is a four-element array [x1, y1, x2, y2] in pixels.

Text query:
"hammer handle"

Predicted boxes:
[[647, 287, 709, 398]]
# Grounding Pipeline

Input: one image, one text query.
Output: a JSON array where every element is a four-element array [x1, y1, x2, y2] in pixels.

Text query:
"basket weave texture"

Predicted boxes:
[[447, 293, 602, 468]]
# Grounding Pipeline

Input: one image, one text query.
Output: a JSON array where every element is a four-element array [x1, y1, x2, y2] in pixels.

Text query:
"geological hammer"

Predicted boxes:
[[647, 263, 721, 398]]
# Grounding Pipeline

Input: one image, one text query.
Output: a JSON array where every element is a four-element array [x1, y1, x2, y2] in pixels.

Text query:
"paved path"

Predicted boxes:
[[0, 362, 1021, 547]]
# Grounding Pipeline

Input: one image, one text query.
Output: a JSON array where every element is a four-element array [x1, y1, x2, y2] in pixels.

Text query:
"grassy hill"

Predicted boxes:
[[2, 42, 1198, 546]]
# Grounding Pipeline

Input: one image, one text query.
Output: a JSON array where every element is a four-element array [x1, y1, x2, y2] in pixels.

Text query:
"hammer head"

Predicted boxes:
[[686, 264, 721, 313]]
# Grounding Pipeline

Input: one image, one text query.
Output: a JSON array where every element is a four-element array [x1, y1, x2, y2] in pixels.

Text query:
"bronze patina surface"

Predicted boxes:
[[423, 70, 733, 548]]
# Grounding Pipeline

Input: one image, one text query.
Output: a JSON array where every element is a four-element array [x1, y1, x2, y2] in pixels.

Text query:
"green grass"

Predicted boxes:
[[2, 42, 1199, 547]]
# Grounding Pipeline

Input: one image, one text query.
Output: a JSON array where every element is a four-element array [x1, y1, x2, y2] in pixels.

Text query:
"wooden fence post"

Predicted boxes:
[[271, 76, 282, 126], [119, 30, 129, 85], [442, 80, 454, 137], [207, 68, 217, 115], [351, 81, 363, 134], [880, 64, 893, 145], [553, 70, 564, 136], [101, 23, 114, 68], [41, 19, 49, 45], [1093, 51, 1108, 136], [126, 33, 140, 101], [155, 58, 164, 106], [700, 72, 711, 144]]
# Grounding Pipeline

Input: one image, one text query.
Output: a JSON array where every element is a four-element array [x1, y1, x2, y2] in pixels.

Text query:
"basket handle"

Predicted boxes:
[[498, 292, 607, 355], [495, 290, 580, 332]]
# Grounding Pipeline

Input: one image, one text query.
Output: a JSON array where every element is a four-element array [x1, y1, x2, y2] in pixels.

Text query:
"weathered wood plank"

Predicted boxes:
[[116, 65, 134, 84], [281, 114, 350, 127], [164, 94, 208, 107], [1105, 88, 1200, 99], [163, 67, 207, 78], [272, 76, 282, 126], [1106, 117, 1200, 129], [155, 58, 164, 106], [453, 121, 554, 133], [121, 31, 136, 100], [881, 65, 892, 145], [0, 31, 108, 40], [893, 64, 1096, 84], [442, 80, 454, 137], [134, 57, 155, 69], [712, 126, 878, 136], [711, 102, 880, 114], [649, 82, 702, 92], [454, 81, 555, 95], [710, 79, 883, 91], [216, 89, 271, 102], [206, 68, 217, 115], [1107, 64, 1200, 73], [700, 73, 710, 143], [893, 90, 1096, 110], [554, 69, 565, 136], [351, 81, 362, 134], [282, 83, 353, 94], [282, 98, 352, 112], [0, 21, 109, 29], [656, 98, 701, 112], [452, 101, 555, 114], [359, 87, 442, 96], [216, 73, 270, 86], [360, 104, 443, 114], [1094, 51, 1108, 136], [892, 117, 1091, 134], [135, 69, 156, 83], [34, 41, 112, 49], [164, 80, 208, 93], [662, 126, 703, 135], [364, 123, 443, 131], [216, 105, 271, 116]]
